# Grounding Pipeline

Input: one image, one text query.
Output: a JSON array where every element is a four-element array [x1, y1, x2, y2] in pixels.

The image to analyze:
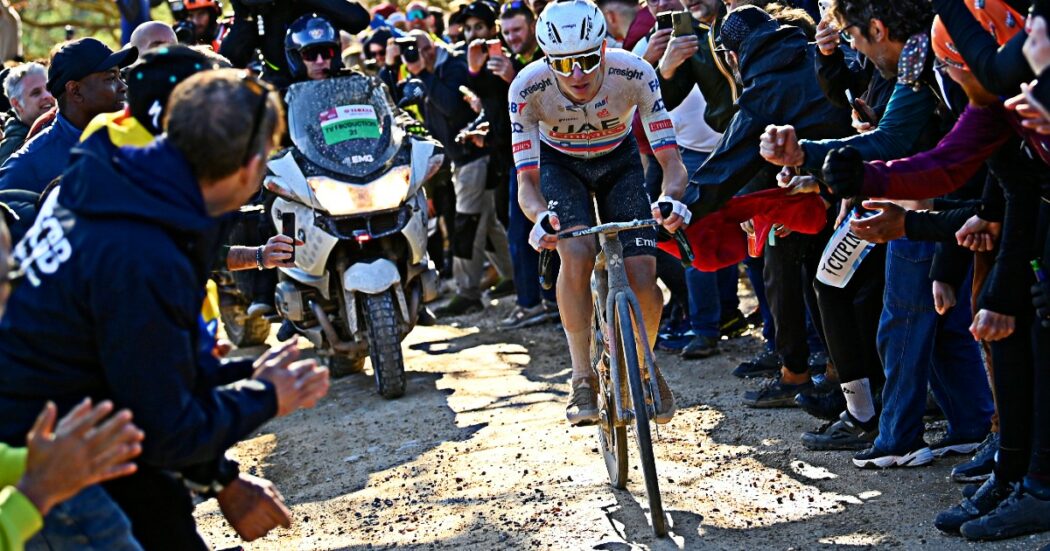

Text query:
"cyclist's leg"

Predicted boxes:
[[539, 150, 598, 385]]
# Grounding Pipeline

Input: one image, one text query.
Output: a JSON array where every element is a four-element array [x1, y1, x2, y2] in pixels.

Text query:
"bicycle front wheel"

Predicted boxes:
[[614, 292, 667, 537], [595, 301, 628, 488]]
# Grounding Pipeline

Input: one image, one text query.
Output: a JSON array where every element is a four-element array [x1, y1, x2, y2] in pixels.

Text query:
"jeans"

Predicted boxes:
[[874, 239, 993, 453], [507, 169, 557, 308], [26, 485, 142, 551]]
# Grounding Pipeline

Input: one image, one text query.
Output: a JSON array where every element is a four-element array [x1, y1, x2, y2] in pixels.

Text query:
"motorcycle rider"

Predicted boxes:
[[511, 0, 689, 425], [285, 13, 342, 82]]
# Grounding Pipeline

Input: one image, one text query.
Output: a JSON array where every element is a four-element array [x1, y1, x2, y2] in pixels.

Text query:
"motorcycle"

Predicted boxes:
[[263, 74, 444, 399]]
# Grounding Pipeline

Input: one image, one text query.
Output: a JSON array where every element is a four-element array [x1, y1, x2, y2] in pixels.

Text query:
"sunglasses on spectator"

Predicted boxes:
[[500, 1, 529, 15], [547, 49, 602, 77], [407, 9, 427, 21], [240, 71, 274, 166], [301, 45, 336, 62], [838, 24, 856, 44]]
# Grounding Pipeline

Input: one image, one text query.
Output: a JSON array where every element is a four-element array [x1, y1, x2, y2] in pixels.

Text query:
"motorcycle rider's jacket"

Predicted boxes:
[[508, 49, 677, 173], [0, 129, 276, 470]]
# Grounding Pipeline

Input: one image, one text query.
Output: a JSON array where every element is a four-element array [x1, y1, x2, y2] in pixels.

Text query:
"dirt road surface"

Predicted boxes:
[[197, 297, 1050, 550]]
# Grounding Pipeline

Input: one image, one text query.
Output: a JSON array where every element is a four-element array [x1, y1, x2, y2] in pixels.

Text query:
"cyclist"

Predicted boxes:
[[285, 14, 343, 82], [510, 0, 691, 426]]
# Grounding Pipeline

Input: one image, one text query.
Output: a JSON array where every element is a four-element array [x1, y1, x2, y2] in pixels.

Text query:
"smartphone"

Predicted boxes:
[[671, 11, 692, 37], [656, 11, 674, 30], [487, 39, 502, 57], [851, 97, 878, 125], [281, 212, 296, 264], [817, 0, 833, 20]]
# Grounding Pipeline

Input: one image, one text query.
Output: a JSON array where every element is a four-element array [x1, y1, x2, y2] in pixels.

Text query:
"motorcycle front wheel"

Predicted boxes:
[[363, 292, 407, 399]]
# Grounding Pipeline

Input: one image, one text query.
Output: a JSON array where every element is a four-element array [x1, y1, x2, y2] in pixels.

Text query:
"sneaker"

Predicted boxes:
[[794, 386, 846, 421], [416, 307, 437, 327], [435, 295, 483, 317], [487, 278, 516, 299], [500, 303, 548, 329], [852, 441, 934, 469], [653, 369, 676, 424], [801, 411, 878, 451], [960, 485, 1050, 541], [566, 380, 599, 426], [930, 434, 986, 458], [655, 329, 694, 352], [720, 309, 748, 339], [935, 475, 1014, 534], [807, 351, 829, 375], [247, 302, 274, 318], [681, 335, 720, 359], [743, 376, 813, 408], [732, 349, 781, 378], [952, 433, 999, 483]]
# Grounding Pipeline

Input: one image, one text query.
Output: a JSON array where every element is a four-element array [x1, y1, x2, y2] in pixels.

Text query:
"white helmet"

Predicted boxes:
[[535, 0, 607, 56]]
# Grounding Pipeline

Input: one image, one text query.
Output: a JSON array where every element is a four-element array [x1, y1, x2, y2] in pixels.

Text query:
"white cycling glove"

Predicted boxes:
[[528, 211, 558, 251], [652, 195, 692, 225]]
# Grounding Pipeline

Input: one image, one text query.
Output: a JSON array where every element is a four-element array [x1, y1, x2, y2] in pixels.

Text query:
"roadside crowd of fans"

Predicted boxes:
[[0, 0, 1048, 547]]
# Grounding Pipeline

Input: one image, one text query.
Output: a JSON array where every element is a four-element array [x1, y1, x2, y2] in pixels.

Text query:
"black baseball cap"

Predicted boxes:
[[47, 38, 138, 98], [451, 1, 498, 26]]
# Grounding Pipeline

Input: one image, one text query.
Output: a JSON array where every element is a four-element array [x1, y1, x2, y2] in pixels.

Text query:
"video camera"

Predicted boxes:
[[395, 37, 420, 64]]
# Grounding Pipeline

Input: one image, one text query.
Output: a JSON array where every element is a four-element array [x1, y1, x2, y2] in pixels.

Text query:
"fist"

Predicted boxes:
[[822, 146, 864, 197]]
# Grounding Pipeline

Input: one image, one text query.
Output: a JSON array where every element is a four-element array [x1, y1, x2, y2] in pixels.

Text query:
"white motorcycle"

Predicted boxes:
[[264, 75, 443, 399]]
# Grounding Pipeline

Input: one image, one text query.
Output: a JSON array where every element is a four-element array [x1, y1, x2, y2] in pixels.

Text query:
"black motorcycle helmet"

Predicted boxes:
[[285, 14, 343, 81]]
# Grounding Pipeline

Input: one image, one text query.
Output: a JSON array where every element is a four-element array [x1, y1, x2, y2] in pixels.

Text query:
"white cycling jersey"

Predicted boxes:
[[507, 48, 678, 172]]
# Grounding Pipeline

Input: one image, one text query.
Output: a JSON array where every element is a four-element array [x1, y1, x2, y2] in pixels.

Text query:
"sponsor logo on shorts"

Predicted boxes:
[[512, 141, 532, 153], [649, 119, 673, 132], [635, 237, 656, 248], [608, 67, 645, 80], [519, 78, 553, 99]]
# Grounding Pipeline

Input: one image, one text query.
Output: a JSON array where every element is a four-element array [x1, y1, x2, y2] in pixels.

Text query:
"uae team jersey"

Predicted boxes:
[[507, 48, 678, 172]]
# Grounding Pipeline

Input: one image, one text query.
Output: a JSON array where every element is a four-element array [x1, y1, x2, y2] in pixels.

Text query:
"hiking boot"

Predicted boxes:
[[486, 278, 516, 299], [566, 380, 599, 426], [435, 295, 483, 317], [936, 475, 1014, 534], [416, 307, 437, 327], [743, 376, 813, 408], [732, 349, 781, 378], [794, 386, 846, 421], [960, 485, 1050, 541], [720, 309, 748, 339], [500, 303, 548, 329], [930, 434, 986, 458], [681, 335, 720, 359], [952, 432, 999, 483], [653, 369, 676, 424], [852, 441, 934, 469], [801, 410, 878, 451]]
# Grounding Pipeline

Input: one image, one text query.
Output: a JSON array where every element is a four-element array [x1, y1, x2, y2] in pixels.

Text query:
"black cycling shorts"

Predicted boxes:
[[539, 136, 657, 258]]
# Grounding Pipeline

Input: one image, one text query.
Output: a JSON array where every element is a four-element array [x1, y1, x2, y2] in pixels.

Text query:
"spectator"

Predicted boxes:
[[1, 63, 54, 166], [406, 1, 431, 32], [686, 6, 850, 410], [172, 0, 226, 48], [500, 1, 540, 65], [596, 0, 656, 50], [385, 31, 514, 316], [129, 21, 178, 53], [0, 38, 136, 193], [0, 69, 329, 550], [362, 29, 393, 70]]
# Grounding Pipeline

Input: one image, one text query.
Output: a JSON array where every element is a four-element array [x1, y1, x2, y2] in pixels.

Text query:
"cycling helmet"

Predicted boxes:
[[285, 14, 343, 80], [535, 0, 606, 56]]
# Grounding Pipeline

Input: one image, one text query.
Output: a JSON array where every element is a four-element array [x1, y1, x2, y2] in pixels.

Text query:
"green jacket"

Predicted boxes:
[[0, 445, 41, 551], [656, 11, 738, 134]]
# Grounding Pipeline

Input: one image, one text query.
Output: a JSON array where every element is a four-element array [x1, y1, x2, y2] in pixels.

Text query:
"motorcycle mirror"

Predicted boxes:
[[398, 79, 427, 109]]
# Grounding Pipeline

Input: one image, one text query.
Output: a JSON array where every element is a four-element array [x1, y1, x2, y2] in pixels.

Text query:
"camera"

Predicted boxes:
[[395, 37, 420, 63], [173, 19, 197, 44]]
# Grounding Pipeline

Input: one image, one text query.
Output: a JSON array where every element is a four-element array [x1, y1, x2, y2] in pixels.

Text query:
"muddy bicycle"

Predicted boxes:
[[538, 208, 693, 537]]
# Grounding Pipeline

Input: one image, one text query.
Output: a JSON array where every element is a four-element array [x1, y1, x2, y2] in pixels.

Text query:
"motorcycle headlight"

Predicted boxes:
[[308, 166, 411, 216]]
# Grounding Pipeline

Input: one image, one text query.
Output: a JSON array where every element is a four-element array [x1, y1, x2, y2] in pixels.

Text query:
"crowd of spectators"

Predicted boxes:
[[0, 0, 1048, 547]]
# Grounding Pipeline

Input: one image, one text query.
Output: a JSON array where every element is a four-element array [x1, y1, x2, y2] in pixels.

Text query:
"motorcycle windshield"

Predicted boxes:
[[286, 75, 402, 179]]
